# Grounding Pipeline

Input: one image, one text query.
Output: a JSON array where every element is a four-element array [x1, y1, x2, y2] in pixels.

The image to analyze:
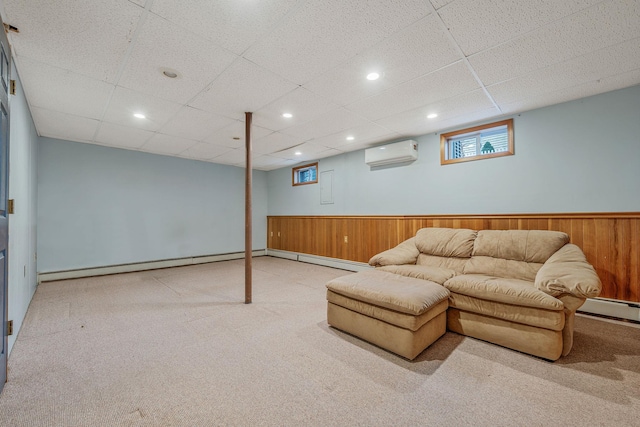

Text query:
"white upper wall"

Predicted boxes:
[[267, 85, 640, 215], [37, 140, 267, 272]]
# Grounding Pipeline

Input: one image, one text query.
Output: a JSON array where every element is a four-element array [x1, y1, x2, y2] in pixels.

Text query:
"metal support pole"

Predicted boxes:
[[244, 112, 252, 304]]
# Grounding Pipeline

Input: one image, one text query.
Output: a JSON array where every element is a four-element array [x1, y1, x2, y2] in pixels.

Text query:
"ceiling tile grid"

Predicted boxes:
[[302, 13, 462, 106], [117, 12, 239, 105], [188, 57, 298, 119], [438, 0, 603, 56], [242, 0, 431, 84], [345, 61, 482, 121], [94, 122, 155, 150], [3, 0, 640, 170], [14, 56, 113, 120], [150, 0, 302, 56], [32, 108, 100, 143], [488, 37, 640, 106], [102, 86, 183, 132], [4, 0, 143, 83], [141, 133, 199, 156], [468, 0, 640, 86]]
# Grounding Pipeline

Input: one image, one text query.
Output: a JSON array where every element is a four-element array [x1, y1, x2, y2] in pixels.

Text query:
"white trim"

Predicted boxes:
[[265, 249, 372, 272], [37, 250, 266, 283], [579, 298, 640, 322]]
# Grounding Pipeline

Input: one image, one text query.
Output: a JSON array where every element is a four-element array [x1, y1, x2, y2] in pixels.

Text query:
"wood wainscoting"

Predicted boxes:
[[267, 213, 640, 303]]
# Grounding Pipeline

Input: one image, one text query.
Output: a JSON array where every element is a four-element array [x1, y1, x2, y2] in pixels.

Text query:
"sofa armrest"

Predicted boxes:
[[535, 244, 602, 299], [369, 237, 419, 267]]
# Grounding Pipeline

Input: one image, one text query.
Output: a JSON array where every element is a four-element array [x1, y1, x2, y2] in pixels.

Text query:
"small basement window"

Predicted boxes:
[[441, 119, 514, 165], [292, 162, 318, 186]]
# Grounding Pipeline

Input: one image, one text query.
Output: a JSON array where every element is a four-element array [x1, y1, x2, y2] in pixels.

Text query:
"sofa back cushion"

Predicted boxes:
[[463, 230, 569, 281], [464, 256, 543, 281], [471, 230, 569, 263], [414, 228, 477, 258], [417, 254, 469, 273]]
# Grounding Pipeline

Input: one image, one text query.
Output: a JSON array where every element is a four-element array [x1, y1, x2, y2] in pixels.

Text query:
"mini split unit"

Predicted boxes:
[[364, 140, 418, 167]]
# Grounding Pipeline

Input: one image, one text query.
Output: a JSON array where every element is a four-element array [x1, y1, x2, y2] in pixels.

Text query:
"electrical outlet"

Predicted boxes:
[[344, 236, 348, 243]]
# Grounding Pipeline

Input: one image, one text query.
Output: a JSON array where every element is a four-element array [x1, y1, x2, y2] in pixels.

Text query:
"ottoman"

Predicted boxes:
[[326, 270, 449, 360]]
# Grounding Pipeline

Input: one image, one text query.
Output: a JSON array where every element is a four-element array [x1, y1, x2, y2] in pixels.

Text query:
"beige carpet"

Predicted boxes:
[[0, 257, 639, 426]]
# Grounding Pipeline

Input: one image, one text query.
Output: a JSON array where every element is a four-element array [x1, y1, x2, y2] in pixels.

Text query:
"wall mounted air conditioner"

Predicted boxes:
[[365, 140, 418, 167]]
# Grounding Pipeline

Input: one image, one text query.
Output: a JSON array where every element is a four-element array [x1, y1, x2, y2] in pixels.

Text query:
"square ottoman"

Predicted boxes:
[[326, 270, 449, 360]]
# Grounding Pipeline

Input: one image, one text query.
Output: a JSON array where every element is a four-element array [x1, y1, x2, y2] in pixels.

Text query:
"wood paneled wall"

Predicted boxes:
[[267, 213, 640, 303]]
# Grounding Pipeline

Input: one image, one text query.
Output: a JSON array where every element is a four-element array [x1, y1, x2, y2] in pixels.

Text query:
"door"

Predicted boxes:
[[0, 22, 11, 392]]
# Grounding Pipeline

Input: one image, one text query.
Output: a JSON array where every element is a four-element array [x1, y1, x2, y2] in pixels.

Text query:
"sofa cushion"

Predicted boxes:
[[535, 244, 602, 298], [472, 230, 569, 263], [448, 293, 565, 331], [463, 256, 542, 281], [378, 264, 458, 285], [369, 237, 419, 267], [417, 254, 469, 273], [326, 270, 449, 316], [444, 274, 564, 310], [414, 227, 477, 258]]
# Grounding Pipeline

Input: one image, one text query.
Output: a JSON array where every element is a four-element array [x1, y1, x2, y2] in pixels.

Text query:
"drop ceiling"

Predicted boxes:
[[1, 0, 639, 171]]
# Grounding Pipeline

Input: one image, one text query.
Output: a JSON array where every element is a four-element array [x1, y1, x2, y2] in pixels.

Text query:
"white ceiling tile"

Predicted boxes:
[[280, 108, 373, 141], [159, 107, 236, 142], [309, 123, 400, 150], [253, 132, 304, 155], [439, 0, 602, 56], [275, 141, 329, 159], [469, 0, 640, 85], [346, 61, 480, 121], [252, 88, 339, 132], [5, 0, 142, 82], [95, 122, 154, 149], [31, 107, 99, 142], [15, 56, 113, 120], [374, 89, 498, 136], [103, 86, 182, 131], [303, 14, 461, 106], [141, 133, 198, 155], [429, 0, 455, 9], [210, 148, 247, 166], [252, 155, 296, 170], [118, 13, 238, 104], [489, 38, 640, 106], [188, 58, 298, 119], [203, 120, 273, 148], [180, 143, 233, 161], [243, 0, 431, 84], [499, 69, 640, 115], [150, 0, 300, 55]]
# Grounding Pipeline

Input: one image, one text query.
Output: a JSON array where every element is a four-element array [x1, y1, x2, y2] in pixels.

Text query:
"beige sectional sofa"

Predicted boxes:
[[368, 227, 602, 360]]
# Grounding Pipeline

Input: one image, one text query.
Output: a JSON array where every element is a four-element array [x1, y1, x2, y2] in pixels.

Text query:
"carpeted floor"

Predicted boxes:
[[0, 257, 638, 426]]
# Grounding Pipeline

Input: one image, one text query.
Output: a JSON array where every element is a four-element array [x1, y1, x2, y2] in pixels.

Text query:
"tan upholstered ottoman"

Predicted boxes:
[[326, 270, 449, 360]]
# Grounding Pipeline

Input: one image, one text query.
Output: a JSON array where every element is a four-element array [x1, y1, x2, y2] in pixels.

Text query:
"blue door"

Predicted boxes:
[[0, 22, 11, 393]]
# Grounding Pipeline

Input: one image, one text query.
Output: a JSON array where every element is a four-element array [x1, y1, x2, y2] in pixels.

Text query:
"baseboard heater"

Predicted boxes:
[[266, 249, 640, 323], [37, 250, 266, 283]]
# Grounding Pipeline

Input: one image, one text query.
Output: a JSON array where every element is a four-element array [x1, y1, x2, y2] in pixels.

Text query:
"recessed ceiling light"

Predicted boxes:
[[294, 151, 302, 156], [427, 113, 438, 119], [366, 72, 380, 81], [133, 113, 146, 119], [346, 136, 355, 141], [282, 113, 293, 118], [159, 67, 180, 79]]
